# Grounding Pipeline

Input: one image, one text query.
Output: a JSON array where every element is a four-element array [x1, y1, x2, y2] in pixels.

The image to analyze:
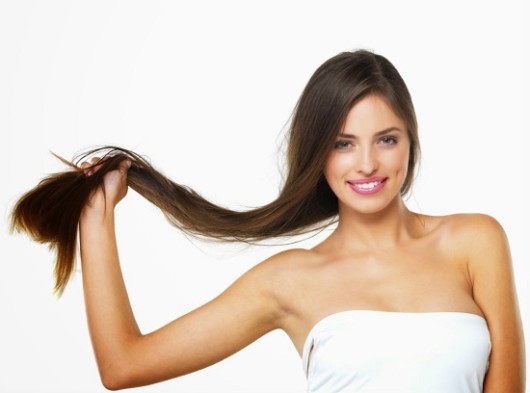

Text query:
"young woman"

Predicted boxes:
[[13, 50, 525, 392]]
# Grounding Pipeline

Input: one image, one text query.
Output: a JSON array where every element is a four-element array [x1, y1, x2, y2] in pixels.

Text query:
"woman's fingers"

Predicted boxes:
[[80, 157, 104, 176], [118, 159, 132, 173], [80, 161, 93, 176], [80, 156, 131, 210], [80, 155, 131, 178]]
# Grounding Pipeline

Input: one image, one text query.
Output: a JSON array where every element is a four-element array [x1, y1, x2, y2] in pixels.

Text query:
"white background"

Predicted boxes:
[[1, 1, 528, 392]]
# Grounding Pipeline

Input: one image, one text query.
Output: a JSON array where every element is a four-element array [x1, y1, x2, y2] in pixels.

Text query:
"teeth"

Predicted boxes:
[[355, 181, 380, 190]]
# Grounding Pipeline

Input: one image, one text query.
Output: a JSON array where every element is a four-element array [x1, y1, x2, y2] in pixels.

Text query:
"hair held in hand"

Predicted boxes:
[[10, 145, 338, 295], [10, 50, 420, 295]]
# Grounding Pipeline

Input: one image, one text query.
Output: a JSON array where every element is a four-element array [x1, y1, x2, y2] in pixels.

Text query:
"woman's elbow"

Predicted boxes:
[[102, 379, 122, 391], [100, 369, 129, 391], [99, 358, 136, 391]]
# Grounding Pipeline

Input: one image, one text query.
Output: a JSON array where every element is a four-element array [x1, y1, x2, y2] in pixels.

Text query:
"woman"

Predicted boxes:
[[12, 50, 525, 392]]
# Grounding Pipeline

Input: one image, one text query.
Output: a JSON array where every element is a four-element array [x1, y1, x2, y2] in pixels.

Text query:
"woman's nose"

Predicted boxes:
[[355, 147, 378, 176]]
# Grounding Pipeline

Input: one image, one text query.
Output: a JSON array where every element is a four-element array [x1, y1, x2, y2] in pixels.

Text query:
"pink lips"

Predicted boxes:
[[347, 176, 387, 195]]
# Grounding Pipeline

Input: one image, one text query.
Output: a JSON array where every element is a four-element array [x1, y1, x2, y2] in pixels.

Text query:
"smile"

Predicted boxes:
[[355, 181, 380, 190], [347, 177, 387, 195]]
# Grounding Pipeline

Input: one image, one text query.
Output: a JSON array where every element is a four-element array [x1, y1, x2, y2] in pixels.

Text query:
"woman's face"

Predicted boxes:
[[324, 94, 410, 216]]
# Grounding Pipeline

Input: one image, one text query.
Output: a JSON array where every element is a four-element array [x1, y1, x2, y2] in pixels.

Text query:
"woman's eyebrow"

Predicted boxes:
[[338, 127, 404, 139]]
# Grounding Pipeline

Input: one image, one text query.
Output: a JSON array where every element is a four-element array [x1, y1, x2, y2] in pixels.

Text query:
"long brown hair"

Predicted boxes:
[[10, 49, 420, 294]]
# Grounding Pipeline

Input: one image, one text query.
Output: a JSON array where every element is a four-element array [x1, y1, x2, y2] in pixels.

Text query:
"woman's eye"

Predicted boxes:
[[379, 136, 398, 145], [334, 140, 353, 150]]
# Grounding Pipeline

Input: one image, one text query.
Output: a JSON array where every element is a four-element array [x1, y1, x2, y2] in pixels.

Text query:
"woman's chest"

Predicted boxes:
[[283, 245, 482, 353], [306, 246, 471, 309]]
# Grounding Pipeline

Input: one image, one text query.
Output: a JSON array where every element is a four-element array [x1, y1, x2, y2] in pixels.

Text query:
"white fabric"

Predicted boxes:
[[302, 311, 491, 393]]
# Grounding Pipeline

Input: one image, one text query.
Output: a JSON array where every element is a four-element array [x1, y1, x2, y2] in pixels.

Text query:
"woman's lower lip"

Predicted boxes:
[[348, 180, 386, 195]]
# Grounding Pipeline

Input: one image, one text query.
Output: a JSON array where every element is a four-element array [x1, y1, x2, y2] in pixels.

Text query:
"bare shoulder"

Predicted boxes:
[[213, 248, 320, 308], [431, 213, 512, 283], [431, 213, 508, 251], [443, 212, 505, 234], [245, 248, 322, 283], [240, 247, 322, 309]]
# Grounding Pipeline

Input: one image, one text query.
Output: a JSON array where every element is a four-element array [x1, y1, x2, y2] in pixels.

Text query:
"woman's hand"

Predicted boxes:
[[80, 157, 131, 214]]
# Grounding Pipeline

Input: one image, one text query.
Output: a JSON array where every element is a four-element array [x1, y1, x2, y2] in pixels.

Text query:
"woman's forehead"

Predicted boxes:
[[341, 94, 407, 137]]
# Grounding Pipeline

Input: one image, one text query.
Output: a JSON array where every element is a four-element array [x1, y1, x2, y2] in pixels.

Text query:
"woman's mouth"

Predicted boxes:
[[347, 177, 387, 195]]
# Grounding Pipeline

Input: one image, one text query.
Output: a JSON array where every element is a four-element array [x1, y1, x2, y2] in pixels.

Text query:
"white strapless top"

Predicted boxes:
[[302, 311, 491, 393]]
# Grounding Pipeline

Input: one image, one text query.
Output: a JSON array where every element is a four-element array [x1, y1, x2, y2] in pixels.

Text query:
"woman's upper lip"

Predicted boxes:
[[347, 176, 387, 185]]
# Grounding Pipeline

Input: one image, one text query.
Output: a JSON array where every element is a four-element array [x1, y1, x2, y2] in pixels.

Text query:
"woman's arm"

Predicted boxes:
[[465, 214, 526, 393], [79, 160, 284, 390]]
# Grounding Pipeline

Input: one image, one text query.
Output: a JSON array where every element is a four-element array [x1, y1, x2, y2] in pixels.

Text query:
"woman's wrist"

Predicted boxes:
[[80, 203, 115, 226]]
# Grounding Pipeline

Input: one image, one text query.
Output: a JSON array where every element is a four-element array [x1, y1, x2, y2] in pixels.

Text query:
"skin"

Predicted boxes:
[[79, 94, 525, 391]]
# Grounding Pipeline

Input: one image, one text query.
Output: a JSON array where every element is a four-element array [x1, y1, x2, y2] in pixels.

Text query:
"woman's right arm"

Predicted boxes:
[[79, 161, 286, 390]]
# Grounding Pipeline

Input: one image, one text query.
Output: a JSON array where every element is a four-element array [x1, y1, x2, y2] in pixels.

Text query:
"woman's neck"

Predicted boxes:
[[332, 197, 421, 251]]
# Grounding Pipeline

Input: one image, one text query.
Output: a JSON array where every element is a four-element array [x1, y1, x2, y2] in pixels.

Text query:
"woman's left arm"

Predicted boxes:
[[467, 214, 525, 393]]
